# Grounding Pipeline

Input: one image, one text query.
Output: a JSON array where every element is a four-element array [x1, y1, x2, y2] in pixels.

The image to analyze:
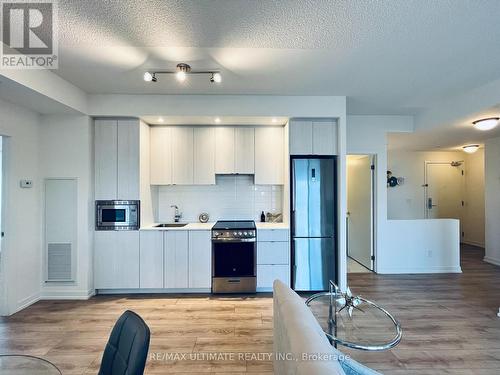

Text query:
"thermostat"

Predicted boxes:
[[20, 179, 33, 188]]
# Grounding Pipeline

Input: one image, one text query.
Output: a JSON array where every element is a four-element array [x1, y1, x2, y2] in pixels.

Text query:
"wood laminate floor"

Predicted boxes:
[[0, 244, 499, 374]]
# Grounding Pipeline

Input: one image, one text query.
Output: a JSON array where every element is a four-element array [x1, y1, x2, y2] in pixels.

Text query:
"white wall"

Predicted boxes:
[[484, 137, 500, 266], [347, 115, 412, 273], [0, 98, 41, 315], [387, 150, 463, 220], [157, 175, 283, 223], [463, 149, 485, 247], [387, 149, 485, 247], [39, 115, 94, 299], [379, 219, 461, 273]]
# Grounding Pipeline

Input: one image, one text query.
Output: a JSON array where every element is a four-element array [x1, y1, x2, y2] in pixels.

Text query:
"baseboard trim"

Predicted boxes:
[[462, 240, 485, 248], [40, 288, 95, 300], [484, 256, 500, 267], [377, 266, 462, 274], [97, 288, 212, 294], [15, 292, 40, 314]]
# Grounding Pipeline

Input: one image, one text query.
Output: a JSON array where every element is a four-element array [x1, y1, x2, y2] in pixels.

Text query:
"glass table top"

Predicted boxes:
[[0, 355, 62, 375], [306, 292, 402, 351]]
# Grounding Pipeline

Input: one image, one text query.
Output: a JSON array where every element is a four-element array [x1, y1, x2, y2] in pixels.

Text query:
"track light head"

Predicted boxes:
[[211, 72, 222, 83]]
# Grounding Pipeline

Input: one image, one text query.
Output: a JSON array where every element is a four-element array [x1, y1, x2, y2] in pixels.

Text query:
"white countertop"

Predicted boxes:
[[141, 222, 215, 231], [141, 222, 289, 231], [256, 222, 289, 230]]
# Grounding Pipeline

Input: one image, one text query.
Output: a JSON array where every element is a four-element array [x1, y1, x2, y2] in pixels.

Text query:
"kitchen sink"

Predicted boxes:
[[155, 223, 188, 228]]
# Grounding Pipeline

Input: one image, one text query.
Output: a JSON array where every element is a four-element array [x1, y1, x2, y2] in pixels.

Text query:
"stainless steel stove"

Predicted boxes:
[[212, 221, 256, 293]]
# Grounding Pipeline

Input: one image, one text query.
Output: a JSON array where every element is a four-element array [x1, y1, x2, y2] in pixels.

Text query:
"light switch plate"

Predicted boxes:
[[20, 179, 33, 188]]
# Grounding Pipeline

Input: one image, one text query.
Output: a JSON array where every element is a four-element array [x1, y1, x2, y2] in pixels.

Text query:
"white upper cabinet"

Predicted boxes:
[[235, 127, 255, 174], [215, 127, 235, 174], [312, 120, 337, 155], [95, 120, 118, 200], [194, 127, 216, 184], [255, 127, 284, 185], [289, 120, 313, 155], [150, 127, 173, 185], [289, 119, 338, 155], [171, 127, 194, 185], [95, 119, 140, 200], [117, 120, 140, 199]]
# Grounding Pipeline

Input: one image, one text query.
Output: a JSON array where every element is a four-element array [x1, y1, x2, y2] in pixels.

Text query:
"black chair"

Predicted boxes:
[[98, 310, 151, 375]]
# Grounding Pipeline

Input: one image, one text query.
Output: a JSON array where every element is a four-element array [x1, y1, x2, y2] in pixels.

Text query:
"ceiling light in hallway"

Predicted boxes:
[[472, 117, 499, 131], [462, 144, 480, 153], [143, 63, 221, 84]]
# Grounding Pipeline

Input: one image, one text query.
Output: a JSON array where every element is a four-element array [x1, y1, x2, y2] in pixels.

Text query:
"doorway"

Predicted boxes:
[[347, 155, 375, 273], [425, 161, 464, 230]]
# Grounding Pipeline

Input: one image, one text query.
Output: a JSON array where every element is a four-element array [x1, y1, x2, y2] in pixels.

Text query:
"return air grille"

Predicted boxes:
[[47, 243, 73, 281]]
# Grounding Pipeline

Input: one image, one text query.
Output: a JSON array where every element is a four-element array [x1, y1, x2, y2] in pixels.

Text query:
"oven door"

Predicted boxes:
[[212, 239, 256, 277]]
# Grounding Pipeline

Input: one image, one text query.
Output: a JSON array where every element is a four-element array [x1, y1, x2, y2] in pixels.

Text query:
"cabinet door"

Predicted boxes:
[[312, 120, 337, 155], [117, 119, 140, 199], [235, 127, 255, 174], [194, 127, 216, 185], [257, 264, 290, 289], [95, 120, 118, 200], [172, 127, 194, 185], [257, 241, 289, 265], [150, 127, 173, 185], [215, 127, 235, 174], [255, 127, 284, 185], [289, 120, 313, 155], [139, 231, 164, 288], [94, 231, 139, 289], [188, 231, 212, 288], [164, 231, 189, 288]]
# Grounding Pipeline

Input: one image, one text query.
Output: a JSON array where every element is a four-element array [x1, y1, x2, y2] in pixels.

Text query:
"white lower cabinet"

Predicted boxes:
[[188, 231, 212, 288], [256, 229, 290, 291], [257, 265, 290, 289], [164, 231, 189, 288], [139, 231, 164, 288], [94, 231, 140, 289], [97, 229, 212, 291]]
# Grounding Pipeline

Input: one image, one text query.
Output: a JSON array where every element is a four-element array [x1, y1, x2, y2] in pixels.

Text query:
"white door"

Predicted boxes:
[[215, 127, 235, 174], [347, 155, 374, 270], [171, 127, 194, 185], [194, 127, 216, 184], [150, 127, 173, 185], [426, 162, 464, 224]]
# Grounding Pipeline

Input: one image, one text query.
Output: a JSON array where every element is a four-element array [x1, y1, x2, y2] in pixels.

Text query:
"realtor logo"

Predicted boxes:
[[1, 0, 58, 68]]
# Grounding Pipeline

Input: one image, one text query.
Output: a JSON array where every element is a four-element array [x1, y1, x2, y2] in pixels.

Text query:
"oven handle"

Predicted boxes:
[[212, 238, 256, 243]]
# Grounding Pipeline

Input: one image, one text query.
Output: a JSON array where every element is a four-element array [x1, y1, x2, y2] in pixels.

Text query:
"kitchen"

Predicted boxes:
[[91, 118, 339, 294]]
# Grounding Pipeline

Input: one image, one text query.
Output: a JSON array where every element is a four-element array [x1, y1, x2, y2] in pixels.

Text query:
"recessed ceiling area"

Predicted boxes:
[[142, 116, 288, 126], [54, 0, 500, 115]]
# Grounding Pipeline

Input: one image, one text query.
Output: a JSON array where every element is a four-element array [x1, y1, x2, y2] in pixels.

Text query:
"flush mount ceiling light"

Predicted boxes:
[[462, 144, 480, 154], [214, 117, 221, 124], [144, 63, 221, 84], [472, 117, 499, 131]]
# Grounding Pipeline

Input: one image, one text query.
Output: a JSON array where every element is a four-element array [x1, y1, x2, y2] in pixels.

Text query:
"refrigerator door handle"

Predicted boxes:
[[291, 160, 296, 236]]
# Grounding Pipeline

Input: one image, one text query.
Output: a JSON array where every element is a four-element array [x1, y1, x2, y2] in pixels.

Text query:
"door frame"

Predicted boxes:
[[424, 160, 465, 220], [346, 154, 376, 272]]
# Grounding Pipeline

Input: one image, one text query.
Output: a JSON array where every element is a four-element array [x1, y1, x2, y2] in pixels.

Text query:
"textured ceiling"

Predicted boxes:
[[53, 0, 500, 115]]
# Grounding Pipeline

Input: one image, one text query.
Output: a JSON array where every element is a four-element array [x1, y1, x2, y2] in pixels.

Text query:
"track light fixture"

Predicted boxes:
[[144, 63, 221, 84]]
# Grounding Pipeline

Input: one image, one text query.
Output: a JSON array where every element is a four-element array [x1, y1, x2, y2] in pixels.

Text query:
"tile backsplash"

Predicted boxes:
[[157, 175, 283, 223]]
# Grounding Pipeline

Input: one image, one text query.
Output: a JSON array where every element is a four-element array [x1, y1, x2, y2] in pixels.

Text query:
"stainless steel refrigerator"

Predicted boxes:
[[291, 157, 337, 291]]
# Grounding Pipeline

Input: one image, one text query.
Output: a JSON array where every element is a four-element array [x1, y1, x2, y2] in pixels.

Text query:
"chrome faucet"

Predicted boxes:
[[171, 205, 182, 222]]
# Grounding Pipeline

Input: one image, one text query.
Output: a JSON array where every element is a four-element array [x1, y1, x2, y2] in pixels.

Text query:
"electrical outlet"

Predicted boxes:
[[427, 250, 433, 257]]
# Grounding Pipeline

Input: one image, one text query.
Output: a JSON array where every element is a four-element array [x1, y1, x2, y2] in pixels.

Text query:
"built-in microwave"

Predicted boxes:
[[95, 200, 140, 231]]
